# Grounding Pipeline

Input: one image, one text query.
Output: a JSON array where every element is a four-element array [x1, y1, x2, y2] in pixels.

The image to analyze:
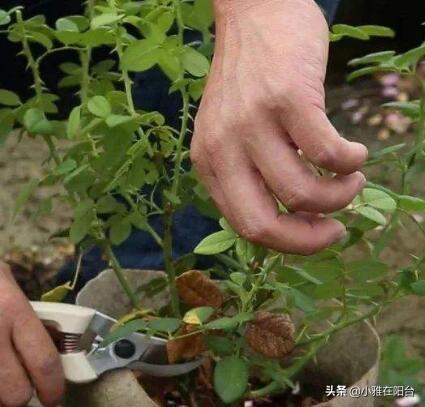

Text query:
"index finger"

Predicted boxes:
[[204, 149, 346, 255], [11, 297, 65, 406], [284, 105, 368, 175]]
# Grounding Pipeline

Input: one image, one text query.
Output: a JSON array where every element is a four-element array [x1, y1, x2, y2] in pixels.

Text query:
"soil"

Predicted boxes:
[[1, 75, 424, 404]]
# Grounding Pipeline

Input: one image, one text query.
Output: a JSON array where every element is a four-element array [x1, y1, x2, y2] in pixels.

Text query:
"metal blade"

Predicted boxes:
[[128, 359, 202, 377]]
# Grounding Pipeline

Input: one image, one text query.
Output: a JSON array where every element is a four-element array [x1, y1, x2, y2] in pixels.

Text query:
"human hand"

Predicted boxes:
[[0, 261, 64, 407], [191, 0, 368, 255]]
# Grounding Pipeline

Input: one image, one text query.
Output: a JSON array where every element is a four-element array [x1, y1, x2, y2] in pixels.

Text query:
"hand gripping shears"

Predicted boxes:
[[30, 302, 201, 384]]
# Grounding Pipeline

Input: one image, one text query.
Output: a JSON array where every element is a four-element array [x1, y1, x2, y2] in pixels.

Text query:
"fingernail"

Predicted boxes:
[[357, 173, 367, 189], [334, 223, 347, 241]]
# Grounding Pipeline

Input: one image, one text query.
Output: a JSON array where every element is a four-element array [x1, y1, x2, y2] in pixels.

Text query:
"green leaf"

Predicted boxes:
[[182, 47, 210, 77], [67, 106, 81, 139], [332, 24, 370, 40], [55, 30, 81, 45], [204, 317, 237, 330], [205, 313, 253, 330], [121, 39, 161, 72], [91, 13, 122, 29], [23, 108, 53, 134], [67, 15, 90, 32], [362, 188, 397, 211], [346, 260, 388, 282], [205, 336, 234, 355], [349, 51, 396, 66], [53, 159, 77, 176], [193, 0, 214, 28], [214, 357, 248, 404], [14, 178, 39, 217], [106, 114, 134, 128], [398, 195, 425, 213], [189, 78, 205, 101], [230, 272, 247, 286], [0, 89, 21, 106], [394, 45, 425, 70], [411, 280, 425, 296], [0, 109, 15, 144], [290, 266, 323, 285], [347, 66, 387, 81], [147, 318, 181, 334], [382, 101, 420, 119], [194, 230, 237, 255], [355, 206, 387, 226], [183, 306, 214, 325], [41, 282, 72, 302], [69, 211, 93, 244], [0, 9, 11, 26], [96, 196, 120, 214], [290, 288, 315, 313], [29, 31, 53, 50], [100, 319, 148, 348], [87, 95, 111, 118], [110, 219, 132, 245], [370, 143, 405, 159], [235, 238, 256, 265], [163, 189, 181, 205], [56, 17, 79, 32], [357, 25, 395, 38]]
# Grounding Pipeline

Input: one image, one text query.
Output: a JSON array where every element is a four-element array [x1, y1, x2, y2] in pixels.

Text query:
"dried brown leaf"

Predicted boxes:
[[245, 311, 295, 359], [176, 270, 223, 309], [167, 324, 204, 364]]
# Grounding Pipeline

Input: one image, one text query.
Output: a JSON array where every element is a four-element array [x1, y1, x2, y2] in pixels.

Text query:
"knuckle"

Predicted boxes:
[[239, 222, 269, 246], [284, 184, 311, 210], [203, 135, 225, 157], [310, 144, 336, 168]]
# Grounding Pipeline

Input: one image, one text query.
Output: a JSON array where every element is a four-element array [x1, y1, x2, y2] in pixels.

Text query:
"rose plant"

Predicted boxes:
[[0, 1, 424, 405]]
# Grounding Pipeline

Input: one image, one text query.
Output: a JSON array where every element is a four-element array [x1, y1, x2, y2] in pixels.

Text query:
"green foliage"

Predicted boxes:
[[380, 335, 424, 398], [214, 357, 249, 403], [0, 5, 424, 404]]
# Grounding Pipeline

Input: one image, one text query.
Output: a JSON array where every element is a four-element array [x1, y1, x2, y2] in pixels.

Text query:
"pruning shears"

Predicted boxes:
[[30, 302, 201, 384]]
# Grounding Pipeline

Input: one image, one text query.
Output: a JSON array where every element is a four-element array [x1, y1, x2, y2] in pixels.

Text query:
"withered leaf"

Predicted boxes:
[[245, 311, 295, 359], [176, 270, 223, 309], [167, 324, 204, 364]]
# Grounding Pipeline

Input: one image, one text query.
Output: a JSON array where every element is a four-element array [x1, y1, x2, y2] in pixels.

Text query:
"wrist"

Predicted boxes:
[[213, 0, 281, 20]]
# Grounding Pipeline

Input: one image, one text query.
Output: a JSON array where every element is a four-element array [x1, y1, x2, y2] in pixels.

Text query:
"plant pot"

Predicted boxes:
[[71, 269, 380, 407], [301, 320, 380, 407]]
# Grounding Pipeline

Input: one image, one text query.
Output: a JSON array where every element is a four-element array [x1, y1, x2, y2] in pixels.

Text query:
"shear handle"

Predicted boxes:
[[30, 302, 99, 384], [30, 301, 96, 335]]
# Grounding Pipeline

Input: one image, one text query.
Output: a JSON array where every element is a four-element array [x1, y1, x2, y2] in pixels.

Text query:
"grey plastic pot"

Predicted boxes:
[[69, 269, 380, 407]]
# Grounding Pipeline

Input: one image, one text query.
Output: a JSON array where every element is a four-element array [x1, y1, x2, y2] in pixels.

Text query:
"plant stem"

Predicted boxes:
[[171, 91, 190, 196], [249, 339, 326, 399], [16, 10, 43, 101], [16, 10, 60, 165], [163, 204, 180, 317], [296, 306, 381, 348], [80, 0, 95, 105], [104, 243, 140, 309]]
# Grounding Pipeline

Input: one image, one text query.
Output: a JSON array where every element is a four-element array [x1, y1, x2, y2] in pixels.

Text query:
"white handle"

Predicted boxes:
[[30, 301, 96, 335], [31, 302, 99, 383], [62, 353, 98, 383]]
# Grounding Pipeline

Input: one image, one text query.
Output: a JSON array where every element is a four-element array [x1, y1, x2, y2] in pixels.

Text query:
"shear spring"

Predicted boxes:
[[60, 333, 81, 354]]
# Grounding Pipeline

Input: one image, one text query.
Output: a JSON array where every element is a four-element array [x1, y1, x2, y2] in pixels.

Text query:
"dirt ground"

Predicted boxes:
[[0, 76, 424, 400]]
